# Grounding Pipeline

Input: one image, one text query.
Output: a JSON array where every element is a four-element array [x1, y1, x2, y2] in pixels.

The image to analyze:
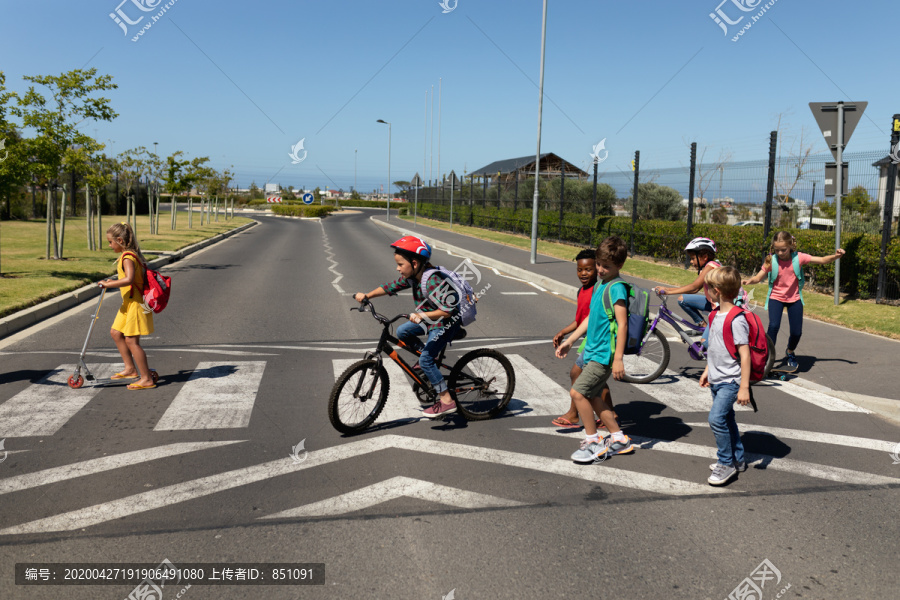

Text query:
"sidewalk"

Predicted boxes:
[[371, 215, 900, 422], [0, 221, 257, 340]]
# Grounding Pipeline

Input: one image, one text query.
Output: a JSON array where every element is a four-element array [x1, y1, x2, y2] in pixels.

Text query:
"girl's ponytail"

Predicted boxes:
[[107, 222, 148, 267]]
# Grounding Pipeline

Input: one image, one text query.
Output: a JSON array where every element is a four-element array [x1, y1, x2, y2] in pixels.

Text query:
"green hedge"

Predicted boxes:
[[414, 203, 900, 299], [270, 205, 338, 218]]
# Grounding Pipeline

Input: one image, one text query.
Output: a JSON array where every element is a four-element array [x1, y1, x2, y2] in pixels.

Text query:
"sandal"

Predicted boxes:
[[127, 383, 157, 390], [111, 372, 139, 380], [551, 417, 581, 428]]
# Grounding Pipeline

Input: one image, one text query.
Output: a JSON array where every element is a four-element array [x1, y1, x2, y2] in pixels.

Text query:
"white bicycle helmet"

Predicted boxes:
[[684, 237, 717, 255]]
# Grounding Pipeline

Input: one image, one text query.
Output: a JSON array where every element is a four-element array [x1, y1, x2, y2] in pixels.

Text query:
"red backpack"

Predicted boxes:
[[122, 252, 172, 313], [708, 305, 770, 384]]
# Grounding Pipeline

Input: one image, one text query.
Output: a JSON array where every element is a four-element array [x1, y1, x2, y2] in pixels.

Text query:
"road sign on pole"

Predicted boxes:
[[824, 162, 849, 197], [810, 101, 867, 305], [301, 193, 314, 205]]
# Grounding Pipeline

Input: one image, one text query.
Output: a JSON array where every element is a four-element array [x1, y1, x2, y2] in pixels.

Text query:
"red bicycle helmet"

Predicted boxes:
[[390, 236, 432, 260]]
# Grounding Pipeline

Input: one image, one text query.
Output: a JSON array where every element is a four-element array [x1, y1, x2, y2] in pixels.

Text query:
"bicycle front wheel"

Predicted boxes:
[[622, 328, 670, 384], [448, 349, 515, 420], [328, 359, 389, 434]]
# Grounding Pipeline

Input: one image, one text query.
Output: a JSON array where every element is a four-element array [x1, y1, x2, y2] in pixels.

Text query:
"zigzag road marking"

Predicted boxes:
[[516, 427, 900, 486], [0, 435, 726, 535], [261, 476, 524, 518], [0, 442, 244, 495], [0, 364, 114, 437], [154, 362, 267, 430]]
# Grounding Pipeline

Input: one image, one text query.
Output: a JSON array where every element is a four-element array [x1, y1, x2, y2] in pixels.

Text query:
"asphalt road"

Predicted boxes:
[[0, 212, 898, 600]]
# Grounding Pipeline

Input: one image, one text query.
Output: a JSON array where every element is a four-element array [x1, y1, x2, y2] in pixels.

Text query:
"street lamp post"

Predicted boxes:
[[530, 0, 548, 264], [377, 119, 391, 220], [153, 141, 159, 234]]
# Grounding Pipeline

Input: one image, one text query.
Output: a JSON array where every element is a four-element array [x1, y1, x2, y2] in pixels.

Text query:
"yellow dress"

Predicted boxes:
[[112, 253, 154, 336]]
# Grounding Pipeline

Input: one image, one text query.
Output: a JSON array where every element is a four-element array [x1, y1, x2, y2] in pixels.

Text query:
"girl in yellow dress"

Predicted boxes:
[[98, 222, 156, 390]]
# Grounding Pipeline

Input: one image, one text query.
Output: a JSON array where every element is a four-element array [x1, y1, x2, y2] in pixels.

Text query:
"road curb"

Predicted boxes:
[[371, 217, 580, 299], [0, 221, 258, 340]]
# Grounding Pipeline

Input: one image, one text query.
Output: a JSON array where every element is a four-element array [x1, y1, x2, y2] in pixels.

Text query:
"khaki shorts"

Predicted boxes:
[[572, 360, 612, 399]]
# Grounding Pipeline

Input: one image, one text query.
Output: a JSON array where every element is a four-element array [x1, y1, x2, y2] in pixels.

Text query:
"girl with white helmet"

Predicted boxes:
[[654, 237, 723, 339]]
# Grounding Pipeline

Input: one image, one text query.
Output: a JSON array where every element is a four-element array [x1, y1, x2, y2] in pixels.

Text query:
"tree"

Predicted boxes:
[[632, 182, 684, 221], [116, 147, 147, 231], [13, 68, 117, 259], [184, 157, 213, 228], [692, 146, 732, 223], [711, 207, 728, 224], [163, 151, 191, 230], [62, 137, 106, 250], [773, 114, 813, 217], [249, 181, 261, 200], [313, 186, 322, 203]]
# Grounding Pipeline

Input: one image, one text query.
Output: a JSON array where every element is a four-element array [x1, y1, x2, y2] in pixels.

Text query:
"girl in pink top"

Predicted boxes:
[[743, 231, 844, 368]]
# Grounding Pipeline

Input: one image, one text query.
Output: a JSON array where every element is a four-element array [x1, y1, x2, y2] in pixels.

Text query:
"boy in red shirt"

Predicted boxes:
[[551, 249, 614, 428]]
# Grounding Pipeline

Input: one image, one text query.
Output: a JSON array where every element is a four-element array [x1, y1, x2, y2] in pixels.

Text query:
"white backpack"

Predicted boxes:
[[419, 266, 477, 326]]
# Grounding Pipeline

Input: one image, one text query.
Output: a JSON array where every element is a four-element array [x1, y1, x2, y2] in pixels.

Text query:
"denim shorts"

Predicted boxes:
[[575, 351, 585, 369]]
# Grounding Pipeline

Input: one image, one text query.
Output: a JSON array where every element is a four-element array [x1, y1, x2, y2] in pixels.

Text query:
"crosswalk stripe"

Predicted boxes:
[[0, 434, 725, 534], [763, 380, 871, 413], [515, 427, 900, 486], [504, 354, 570, 417], [332, 359, 424, 424], [683, 422, 897, 452], [625, 367, 753, 412], [0, 364, 113, 437], [0, 442, 244, 496], [154, 362, 267, 430]]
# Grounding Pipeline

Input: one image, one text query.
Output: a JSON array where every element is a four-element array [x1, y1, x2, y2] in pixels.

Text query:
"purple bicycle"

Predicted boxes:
[[622, 290, 775, 384]]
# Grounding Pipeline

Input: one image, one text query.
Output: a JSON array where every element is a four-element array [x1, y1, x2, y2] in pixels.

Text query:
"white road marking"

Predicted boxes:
[[320, 220, 345, 294], [504, 354, 571, 417], [0, 434, 724, 534], [625, 366, 746, 412], [261, 476, 524, 518], [683, 422, 897, 452], [332, 359, 424, 424], [0, 364, 114, 437], [501, 292, 539, 296], [516, 428, 900, 486], [0, 442, 244, 495], [154, 361, 267, 430], [762, 380, 871, 413]]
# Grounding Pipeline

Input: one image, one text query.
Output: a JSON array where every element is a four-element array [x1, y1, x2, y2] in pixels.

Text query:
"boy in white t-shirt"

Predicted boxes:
[[700, 266, 752, 486]]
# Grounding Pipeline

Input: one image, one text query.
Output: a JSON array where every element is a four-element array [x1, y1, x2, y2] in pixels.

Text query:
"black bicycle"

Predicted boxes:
[[328, 298, 516, 434]]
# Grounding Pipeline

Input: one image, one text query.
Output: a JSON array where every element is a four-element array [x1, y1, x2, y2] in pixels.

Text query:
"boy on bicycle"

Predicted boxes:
[[354, 236, 462, 419], [555, 236, 633, 463]]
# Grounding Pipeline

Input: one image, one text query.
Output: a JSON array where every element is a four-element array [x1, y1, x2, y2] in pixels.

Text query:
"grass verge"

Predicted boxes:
[[0, 215, 253, 318], [399, 215, 900, 340]]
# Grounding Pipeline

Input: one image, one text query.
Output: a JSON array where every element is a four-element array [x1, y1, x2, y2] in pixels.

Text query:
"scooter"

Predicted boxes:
[[67, 287, 159, 389]]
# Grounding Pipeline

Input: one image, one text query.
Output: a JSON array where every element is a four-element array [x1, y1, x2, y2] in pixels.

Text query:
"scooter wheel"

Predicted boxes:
[[68, 375, 84, 389], [780, 374, 787, 381], [150, 370, 159, 384]]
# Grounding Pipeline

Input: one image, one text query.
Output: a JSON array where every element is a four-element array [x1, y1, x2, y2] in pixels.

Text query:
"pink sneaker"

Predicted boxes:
[[422, 400, 457, 419]]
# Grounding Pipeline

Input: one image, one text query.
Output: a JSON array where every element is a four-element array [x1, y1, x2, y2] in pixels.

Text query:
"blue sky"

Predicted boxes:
[[1, 0, 895, 194]]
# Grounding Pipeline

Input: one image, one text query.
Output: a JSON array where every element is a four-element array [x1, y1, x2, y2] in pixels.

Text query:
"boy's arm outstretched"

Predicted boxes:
[[353, 288, 387, 303], [553, 319, 578, 348]]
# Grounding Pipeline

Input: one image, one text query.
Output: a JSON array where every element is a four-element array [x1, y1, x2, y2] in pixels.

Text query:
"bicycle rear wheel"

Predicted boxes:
[[448, 349, 515, 420], [328, 359, 389, 434], [622, 328, 670, 384]]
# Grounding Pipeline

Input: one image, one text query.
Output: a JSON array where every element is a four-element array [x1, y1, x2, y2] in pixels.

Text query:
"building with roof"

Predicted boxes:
[[469, 153, 588, 184]]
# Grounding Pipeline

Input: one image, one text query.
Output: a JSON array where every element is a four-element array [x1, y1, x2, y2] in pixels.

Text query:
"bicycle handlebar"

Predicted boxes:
[[351, 297, 408, 325]]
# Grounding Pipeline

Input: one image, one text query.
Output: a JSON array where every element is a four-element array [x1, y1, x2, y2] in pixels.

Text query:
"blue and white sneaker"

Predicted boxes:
[[571, 439, 606, 463], [710, 461, 747, 472], [708, 463, 738, 486], [785, 351, 798, 370]]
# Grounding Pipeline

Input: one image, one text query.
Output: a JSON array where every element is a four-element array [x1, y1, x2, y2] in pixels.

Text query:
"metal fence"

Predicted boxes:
[[408, 148, 900, 302]]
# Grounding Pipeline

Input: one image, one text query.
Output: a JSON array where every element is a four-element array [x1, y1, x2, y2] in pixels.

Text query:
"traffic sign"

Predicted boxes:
[[411, 173, 423, 188], [824, 162, 848, 197], [809, 101, 868, 161], [266, 197, 282, 203], [302, 192, 314, 205]]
